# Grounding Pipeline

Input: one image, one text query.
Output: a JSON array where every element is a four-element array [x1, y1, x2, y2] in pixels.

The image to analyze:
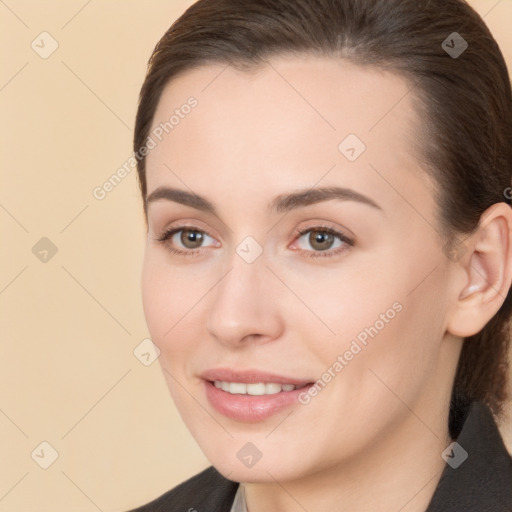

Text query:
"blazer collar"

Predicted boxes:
[[425, 399, 512, 511]]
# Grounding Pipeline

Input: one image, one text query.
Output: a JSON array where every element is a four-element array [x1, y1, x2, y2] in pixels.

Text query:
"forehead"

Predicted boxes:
[[145, 54, 435, 218]]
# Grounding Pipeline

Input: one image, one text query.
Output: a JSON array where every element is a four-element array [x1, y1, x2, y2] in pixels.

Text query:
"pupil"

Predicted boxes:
[[311, 231, 333, 250], [182, 229, 203, 248]]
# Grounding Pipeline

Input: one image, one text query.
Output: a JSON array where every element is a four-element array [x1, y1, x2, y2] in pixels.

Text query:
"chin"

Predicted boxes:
[[212, 461, 292, 484], [204, 443, 308, 483]]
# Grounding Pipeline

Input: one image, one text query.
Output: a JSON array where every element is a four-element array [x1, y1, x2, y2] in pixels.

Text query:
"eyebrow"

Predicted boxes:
[[145, 185, 382, 214]]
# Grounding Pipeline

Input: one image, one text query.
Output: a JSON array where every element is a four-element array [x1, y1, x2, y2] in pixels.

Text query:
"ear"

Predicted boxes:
[[446, 202, 512, 338]]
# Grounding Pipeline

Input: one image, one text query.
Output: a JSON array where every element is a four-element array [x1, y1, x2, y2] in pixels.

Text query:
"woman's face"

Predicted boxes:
[[141, 55, 461, 482]]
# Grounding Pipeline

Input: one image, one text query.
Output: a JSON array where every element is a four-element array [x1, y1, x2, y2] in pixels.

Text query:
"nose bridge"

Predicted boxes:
[[206, 245, 282, 345]]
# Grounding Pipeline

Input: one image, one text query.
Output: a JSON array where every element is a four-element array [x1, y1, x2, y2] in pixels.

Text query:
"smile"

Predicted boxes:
[[213, 381, 308, 395]]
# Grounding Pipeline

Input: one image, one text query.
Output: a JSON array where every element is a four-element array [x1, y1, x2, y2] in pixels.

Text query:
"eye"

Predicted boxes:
[[292, 226, 354, 258], [156, 226, 218, 256], [154, 224, 354, 259]]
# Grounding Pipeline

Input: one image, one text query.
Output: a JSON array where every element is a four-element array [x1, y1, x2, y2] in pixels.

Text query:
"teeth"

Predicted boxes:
[[213, 381, 298, 395], [229, 382, 247, 394], [247, 383, 266, 395], [265, 383, 281, 395]]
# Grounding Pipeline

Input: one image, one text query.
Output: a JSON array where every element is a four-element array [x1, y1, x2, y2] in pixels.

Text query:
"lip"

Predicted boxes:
[[200, 368, 313, 386], [201, 368, 314, 422]]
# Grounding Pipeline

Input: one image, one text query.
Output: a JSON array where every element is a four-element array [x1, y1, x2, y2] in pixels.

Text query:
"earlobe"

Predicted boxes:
[[446, 203, 512, 338]]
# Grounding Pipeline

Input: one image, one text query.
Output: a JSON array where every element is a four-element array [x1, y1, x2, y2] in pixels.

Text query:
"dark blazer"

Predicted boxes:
[[128, 399, 512, 511]]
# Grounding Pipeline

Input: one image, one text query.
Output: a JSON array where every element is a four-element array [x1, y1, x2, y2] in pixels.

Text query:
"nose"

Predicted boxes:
[[206, 252, 284, 348]]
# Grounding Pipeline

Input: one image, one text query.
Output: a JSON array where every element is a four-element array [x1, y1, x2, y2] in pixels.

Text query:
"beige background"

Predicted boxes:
[[0, 1, 511, 510]]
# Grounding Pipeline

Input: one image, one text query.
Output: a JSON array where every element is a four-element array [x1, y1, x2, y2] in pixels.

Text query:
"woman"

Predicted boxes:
[[128, 0, 512, 510]]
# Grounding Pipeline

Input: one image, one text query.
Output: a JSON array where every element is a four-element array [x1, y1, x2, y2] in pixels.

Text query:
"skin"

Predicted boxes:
[[141, 55, 512, 511]]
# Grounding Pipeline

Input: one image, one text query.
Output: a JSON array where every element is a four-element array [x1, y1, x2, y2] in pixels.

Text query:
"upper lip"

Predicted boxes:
[[200, 368, 313, 386]]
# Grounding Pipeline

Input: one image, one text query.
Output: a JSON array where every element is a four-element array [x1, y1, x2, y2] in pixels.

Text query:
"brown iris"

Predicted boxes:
[[308, 230, 335, 251], [180, 229, 205, 249]]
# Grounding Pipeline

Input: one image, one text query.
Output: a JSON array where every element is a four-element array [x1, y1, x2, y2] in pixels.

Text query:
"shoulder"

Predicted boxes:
[[127, 466, 239, 512]]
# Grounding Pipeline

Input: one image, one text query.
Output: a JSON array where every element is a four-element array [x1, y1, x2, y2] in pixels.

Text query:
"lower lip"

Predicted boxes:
[[203, 380, 313, 422]]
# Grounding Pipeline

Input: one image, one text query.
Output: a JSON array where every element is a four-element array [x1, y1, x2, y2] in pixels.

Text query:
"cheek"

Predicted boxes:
[[278, 260, 401, 355], [141, 251, 214, 380], [141, 253, 192, 348], [141, 256, 169, 340], [323, 269, 448, 420], [294, 252, 446, 392]]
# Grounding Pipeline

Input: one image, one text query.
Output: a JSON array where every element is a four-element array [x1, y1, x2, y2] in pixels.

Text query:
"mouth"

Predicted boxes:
[[200, 367, 314, 387], [210, 380, 311, 395], [201, 372, 315, 422]]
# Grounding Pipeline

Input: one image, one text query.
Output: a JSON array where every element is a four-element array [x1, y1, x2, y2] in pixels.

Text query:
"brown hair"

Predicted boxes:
[[134, 0, 512, 421]]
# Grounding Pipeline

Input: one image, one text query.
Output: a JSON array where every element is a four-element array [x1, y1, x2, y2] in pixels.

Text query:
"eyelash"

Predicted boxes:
[[155, 225, 354, 259]]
